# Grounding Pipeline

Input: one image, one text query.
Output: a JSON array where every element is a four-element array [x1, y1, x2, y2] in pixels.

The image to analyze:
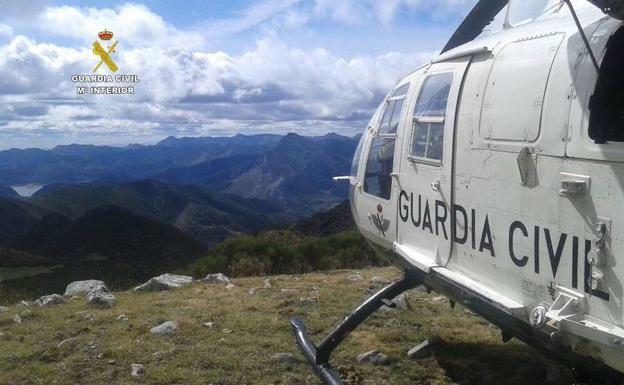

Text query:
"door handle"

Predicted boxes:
[[431, 179, 440, 192]]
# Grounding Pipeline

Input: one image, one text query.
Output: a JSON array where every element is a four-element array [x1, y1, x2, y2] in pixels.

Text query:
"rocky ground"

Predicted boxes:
[[0, 267, 574, 385]]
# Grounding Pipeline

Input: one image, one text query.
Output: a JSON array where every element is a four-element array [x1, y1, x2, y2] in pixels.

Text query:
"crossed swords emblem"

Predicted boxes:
[[92, 40, 118, 73]]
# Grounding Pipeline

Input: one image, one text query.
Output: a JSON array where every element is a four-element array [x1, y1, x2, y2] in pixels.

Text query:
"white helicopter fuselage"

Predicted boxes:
[[350, 1, 624, 372]]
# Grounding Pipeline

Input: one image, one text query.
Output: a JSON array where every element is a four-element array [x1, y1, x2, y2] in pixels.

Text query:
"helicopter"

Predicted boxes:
[[290, 0, 624, 384]]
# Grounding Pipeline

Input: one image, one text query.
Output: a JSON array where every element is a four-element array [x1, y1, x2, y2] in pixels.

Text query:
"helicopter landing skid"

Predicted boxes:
[[290, 271, 423, 385]]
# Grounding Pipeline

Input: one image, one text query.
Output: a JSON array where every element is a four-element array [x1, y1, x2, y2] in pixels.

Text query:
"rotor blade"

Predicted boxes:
[[441, 0, 509, 54], [585, 0, 624, 19]]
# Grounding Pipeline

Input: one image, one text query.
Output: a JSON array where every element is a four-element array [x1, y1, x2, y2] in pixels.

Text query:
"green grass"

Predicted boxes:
[[0, 265, 62, 281], [0, 267, 573, 385]]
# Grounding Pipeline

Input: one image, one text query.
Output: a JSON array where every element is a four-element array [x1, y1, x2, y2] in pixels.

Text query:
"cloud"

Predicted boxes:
[[39, 4, 204, 49], [0, 1, 454, 148]]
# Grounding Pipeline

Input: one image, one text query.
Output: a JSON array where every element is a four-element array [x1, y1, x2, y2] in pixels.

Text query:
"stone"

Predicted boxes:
[[370, 276, 391, 285], [84, 313, 95, 321], [407, 338, 439, 359], [64, 280, 109, 297], [270, 352, 299, 364], [134, 273, 194, 292], [13, 314, 22, 324], [201, 273, 231, 285], [87, 289, 116, 308], [203, 322, 214, 328], [382, 293, 409, 311], [131, 363, 145, 379], [248, 288, 259, 295], [347, 274, 363, 282], [299, 295, 319, 305], [19, 301, 30, 307], [263, 278, 272, 289], [150, 321, 178, 335], [0, 306, 7, 312], [222, 328, 232, 334], [37, 294, 65, 307], [356, 350, 389, 365], [117, 314, 129, 322], [57, 337, 79, 348], [225, 283, 236, 290]]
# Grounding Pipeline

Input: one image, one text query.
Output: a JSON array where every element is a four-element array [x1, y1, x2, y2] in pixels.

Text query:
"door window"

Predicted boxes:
[[363, 83, 409, 200], [409, 73, 453, 164]]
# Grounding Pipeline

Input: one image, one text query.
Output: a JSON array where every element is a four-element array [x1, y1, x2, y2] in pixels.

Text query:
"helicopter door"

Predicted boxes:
[[395, 59, 470, 270], [357, 83, 411, 248]]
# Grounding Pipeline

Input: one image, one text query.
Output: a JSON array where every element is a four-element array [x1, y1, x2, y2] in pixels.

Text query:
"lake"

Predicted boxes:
[[10, 185, 44, 197]]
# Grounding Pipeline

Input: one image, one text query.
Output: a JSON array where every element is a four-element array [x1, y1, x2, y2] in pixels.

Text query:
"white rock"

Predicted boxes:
[[225, 283, 236, 290], [407, 338, 439, 359], [131, 363, 145, 379], [38, 294, 65, 307], [19, 301, 30, 307], [57, 337, 79, 348], [87, 289, 116, 308], [370, 276, 391, 285], [222, 328, 232, 334], [64, 280, 109, 297], [13, 314, 22, 324], [134, 273, 193, 292], [347, 273, 363, 282], [270, 352, 299, 364], [356, 350, 388, 365], [299, 296, 319, 305], [263, 278, 272, 289], [203, 322, 214, 328], [84, 313, 95, 321], [248, 288, 259, 295], [0, 305, 7, 312], [150, 321, 178, 335], [201, 273, 231, 285], [117, 314, 129, 322]]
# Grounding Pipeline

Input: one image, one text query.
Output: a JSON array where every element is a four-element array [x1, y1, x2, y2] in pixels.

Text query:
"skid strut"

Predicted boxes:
[[290, 272, 423, 385]]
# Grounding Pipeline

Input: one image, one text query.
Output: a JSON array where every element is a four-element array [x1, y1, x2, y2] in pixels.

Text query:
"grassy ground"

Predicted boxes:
[[0, 267, 573, 385]]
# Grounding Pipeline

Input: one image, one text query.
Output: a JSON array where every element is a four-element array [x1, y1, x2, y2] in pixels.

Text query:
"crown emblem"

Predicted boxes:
[[98, 29, 113, 40]]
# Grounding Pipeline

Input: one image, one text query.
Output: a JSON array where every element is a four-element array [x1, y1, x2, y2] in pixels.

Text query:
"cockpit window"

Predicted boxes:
[[409, 73, 453, 164], [363, 83, 409, 199], [363, 137, 395, 200], [506, 0, 559, 27], [379, 84, 410, 135]]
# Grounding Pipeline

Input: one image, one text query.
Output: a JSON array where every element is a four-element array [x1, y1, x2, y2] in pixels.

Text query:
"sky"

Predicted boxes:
[[0, 0, 478, 149]]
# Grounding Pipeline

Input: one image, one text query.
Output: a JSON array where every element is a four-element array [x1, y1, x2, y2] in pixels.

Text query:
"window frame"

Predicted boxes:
[[408, 72, 454, 167]]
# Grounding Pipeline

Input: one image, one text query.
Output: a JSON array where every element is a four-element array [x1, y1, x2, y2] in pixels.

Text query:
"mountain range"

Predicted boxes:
[[0, 132, 359, 298]]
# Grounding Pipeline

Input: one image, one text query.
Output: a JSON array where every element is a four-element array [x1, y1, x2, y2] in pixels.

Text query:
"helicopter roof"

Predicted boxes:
[[437, 0, 611, 63]]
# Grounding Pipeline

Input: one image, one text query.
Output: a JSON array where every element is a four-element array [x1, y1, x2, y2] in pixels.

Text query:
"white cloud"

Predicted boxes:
[[39, 4, 204, 49]]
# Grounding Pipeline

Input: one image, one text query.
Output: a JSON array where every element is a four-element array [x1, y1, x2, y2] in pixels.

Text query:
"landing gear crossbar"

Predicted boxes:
[[290, 272, 423, 385]]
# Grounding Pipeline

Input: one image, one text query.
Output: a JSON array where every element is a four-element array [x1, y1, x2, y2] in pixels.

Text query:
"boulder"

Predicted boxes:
[[356, 350, 388, 365], [87, 289, 116, 308], [64, 280, 109, 297], [37, 294, 65, 307], [134, 273, 193, 292], [131, 363, 145, 379], [201, 273, 231, 285], [150, 321, 178, 335], [381, 293, 409, 311]]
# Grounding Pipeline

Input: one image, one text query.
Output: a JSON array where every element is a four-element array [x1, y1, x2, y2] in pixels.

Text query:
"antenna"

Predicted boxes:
[[564, 0, 601, 74]]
